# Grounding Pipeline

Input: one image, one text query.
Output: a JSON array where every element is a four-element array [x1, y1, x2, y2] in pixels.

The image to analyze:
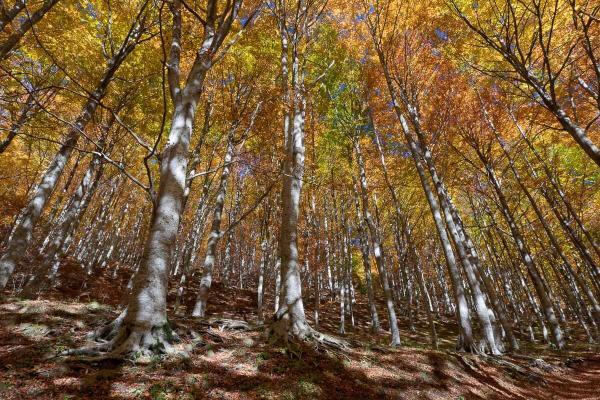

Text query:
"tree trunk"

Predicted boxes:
[[475, 148, 565, 349], [0, 0, 59, 60], [192, 133, 235, 317], [352, 179, 380, 332], [354, 138, 401, 346], [415, 134, 499, 354], [373, 50, 474, 350], [0, 39, 133, 288]]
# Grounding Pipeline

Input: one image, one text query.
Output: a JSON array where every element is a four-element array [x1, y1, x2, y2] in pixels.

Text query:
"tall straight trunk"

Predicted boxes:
[[257, 239, 268, 323], [323, 211, 335, 297], [192, 133, 235, 317], [119, 94, 198, 352], [257, 201, 271, 323], [222, 185, 241, 285], [354, 138, 401, 346], [414, 133, 499, 354], [509, 110, 600, 259], [308, 194, 320, 328], [274, 257, 281, 312], [0, 30, 138, 288], [21, 153, 103, 296], [371, 120, 414, 331], [173, 147, 218, 311], [0, 0, 59, 60], [272, 6, 316, 338], [274, 83, 311, 337], [373, 49, 473, 349], [494, 130, 600, 326], [338, 246, 346, 335], [352, 179, 380, 332], [414, 258, 438, 349], [474, 148, 565, 349], [103, 0, 243, 355]]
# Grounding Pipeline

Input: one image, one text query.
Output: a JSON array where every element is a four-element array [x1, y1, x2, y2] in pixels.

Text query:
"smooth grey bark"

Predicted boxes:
[[474, 147, 565, 349], [308, 194, 321, 328], [257, 227, 269, 323], [354, 138, 401, 346], [273, 74, 311, 337], [103, 0, 244, 355], [222, 181, 243, 285], [368, 38, 473, 349], [492, 125, 600, 327], [351, 178, 380, 333], [190, 91, 260, 315], [274, 257, 281, 312], [271, 1, 325, 341], [371, 120, 415, 331], [338, 237, 346, 335], [0, 23, 141, 288], [44, 152, 83, 229], [192, 133, 235, 317], [508, 110, 600, 260], [413, 130, 499, 354], [22, 152, 103, 296], [323, 209, 334, 297], [414, 257, 438, 349], [173, 139, 219, 311]]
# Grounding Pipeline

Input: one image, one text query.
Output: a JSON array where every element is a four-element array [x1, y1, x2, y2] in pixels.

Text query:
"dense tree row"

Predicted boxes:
[[0, 0, 598, 357]]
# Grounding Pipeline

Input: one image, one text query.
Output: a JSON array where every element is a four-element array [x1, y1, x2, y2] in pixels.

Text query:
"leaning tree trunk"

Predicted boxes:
[[0, 91, 37, 154], [0, 38, 134, 288], [495, 131, 600, 327], [404, 130, 474, 350], [510, 110, 600, 259], [21, 153, 103, 297], [354, 138, 401, 346], [475, 148, 565, 349], [0, 0, 59, 60], [415, 133, 499, 354], [374, 50, 474, 350]]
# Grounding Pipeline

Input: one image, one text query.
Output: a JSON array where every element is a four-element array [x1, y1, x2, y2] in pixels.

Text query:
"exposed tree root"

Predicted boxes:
[[451, 351, 548, 385], [486, 356, 548, 385], [88, 308, 126, 342], [201, 318, 251, 331], [510, 353, 556, 371], [268, 316, 348, 359], [62, 320, 186, 361]]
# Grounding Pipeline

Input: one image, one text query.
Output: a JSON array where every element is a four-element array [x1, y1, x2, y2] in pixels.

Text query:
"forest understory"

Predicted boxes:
[[1, 258, 599, 400], [1, 0, 600, 399]]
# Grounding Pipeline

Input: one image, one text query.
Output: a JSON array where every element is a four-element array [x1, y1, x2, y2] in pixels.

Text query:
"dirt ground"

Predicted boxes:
[[1, 264, 600, 399]]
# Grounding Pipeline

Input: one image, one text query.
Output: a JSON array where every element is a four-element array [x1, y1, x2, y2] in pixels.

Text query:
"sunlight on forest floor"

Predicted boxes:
[[1, 293, 599, 400]]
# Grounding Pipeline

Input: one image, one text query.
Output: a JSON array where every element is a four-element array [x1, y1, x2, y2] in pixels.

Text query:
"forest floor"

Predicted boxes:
[[1, 261, 600, 399]]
